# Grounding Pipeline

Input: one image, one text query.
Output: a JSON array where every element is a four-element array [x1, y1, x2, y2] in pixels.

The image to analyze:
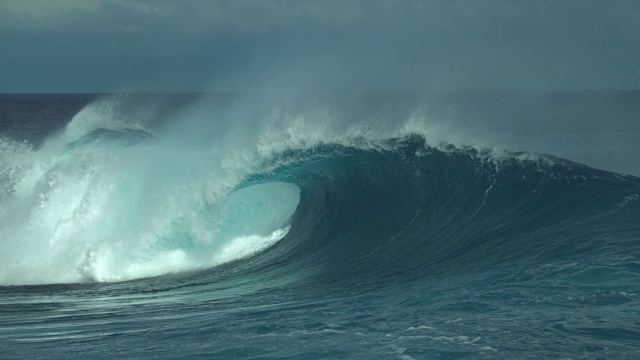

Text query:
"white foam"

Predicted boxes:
[[0, 99, 301, 285]]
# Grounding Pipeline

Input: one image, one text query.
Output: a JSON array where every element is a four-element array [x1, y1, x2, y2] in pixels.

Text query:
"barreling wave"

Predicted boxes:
[[0, 95, 639, 287], [252, 137, 640, 288]]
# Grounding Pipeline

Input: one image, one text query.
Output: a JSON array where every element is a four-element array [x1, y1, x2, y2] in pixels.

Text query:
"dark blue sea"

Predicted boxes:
[[1, 93, 639, 359]]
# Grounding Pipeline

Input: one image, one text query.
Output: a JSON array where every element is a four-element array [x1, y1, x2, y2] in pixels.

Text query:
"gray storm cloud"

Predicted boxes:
[[0, 0, 383, 33], [0, 0, 639, 92]]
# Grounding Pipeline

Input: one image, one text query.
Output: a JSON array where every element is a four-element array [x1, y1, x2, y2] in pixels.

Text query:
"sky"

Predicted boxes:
[[1, 0, 639, 93]]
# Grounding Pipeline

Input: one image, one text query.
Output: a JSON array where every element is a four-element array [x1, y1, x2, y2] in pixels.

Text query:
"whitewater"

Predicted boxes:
[[1, 93, 639, 359]]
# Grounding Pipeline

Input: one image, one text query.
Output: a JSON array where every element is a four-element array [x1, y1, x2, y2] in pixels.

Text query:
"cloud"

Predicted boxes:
[[0, 0, 100, 31], [2, 0, 638, 37], [0, 0, 373, 34], [1, 0, 639, 91]]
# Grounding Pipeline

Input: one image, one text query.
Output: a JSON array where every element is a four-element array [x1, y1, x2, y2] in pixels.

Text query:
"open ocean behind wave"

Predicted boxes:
[[1, 93, 639, 359]]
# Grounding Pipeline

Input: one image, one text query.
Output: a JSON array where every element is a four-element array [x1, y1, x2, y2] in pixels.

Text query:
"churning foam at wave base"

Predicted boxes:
[[85, 227, 293, 283], [0, 106, 301, 285], [78, 182, 300, 283]]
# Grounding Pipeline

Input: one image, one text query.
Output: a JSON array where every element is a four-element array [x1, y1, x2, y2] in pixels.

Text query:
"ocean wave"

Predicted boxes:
[[1, 110, 638, 286]]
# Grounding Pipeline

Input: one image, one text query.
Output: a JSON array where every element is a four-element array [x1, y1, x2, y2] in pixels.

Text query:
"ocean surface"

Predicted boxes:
[[1, 93, 639, 359]]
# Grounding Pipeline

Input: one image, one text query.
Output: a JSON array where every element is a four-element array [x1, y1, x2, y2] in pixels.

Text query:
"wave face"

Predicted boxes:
[[277, 138, 640, 283], [1, 94, 640, 359]]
